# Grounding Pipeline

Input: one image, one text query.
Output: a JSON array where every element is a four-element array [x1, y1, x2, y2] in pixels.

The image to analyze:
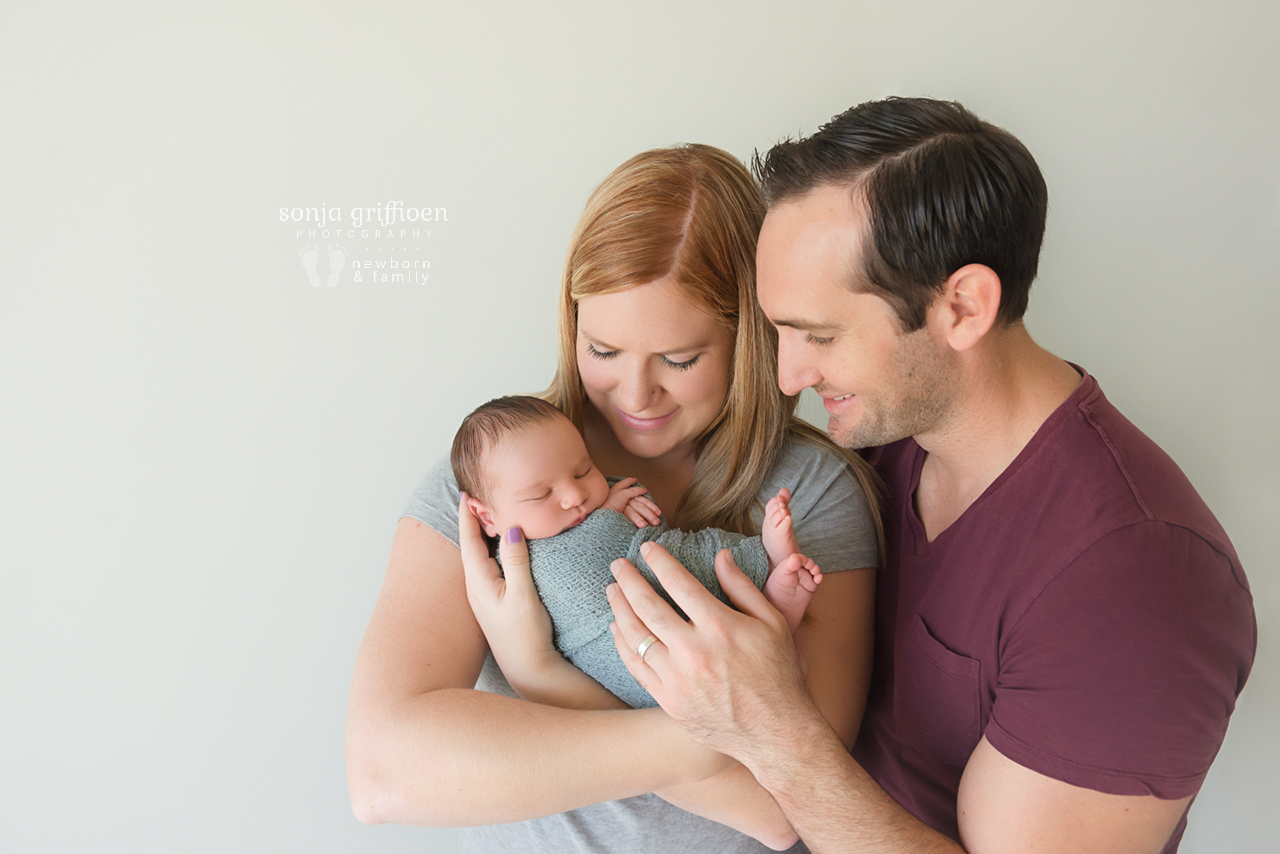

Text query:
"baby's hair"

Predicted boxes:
[[451, 395, 568, 502]]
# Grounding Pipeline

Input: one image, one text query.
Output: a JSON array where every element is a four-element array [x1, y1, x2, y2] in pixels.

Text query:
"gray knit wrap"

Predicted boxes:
[[502, 507, 768, 709]]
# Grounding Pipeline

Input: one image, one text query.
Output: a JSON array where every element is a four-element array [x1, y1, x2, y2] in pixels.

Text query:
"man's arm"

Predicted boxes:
[[606, 543, 1190, 853]]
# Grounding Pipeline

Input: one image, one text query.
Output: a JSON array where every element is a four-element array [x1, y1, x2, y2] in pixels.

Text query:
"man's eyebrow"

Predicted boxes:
[[769, 317, 836, 332]]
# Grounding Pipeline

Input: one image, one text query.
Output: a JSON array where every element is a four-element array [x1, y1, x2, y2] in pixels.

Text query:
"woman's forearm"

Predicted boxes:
[[505, 652, 631, 711], [655, 766, 799, 850], [502, 649, 797, 847], [347, 687, 724, 826], [346, 519, 729, 826]]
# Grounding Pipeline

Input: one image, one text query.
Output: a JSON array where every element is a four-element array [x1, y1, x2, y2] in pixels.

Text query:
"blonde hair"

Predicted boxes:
[[542, 145, 883, 555]]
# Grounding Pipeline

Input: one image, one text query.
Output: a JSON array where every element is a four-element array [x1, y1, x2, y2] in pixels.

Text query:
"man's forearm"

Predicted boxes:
[[744, 707, 963, 854]]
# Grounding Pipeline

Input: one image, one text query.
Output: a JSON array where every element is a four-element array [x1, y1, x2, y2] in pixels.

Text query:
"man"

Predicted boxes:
[[605, 98, 1256, 853]]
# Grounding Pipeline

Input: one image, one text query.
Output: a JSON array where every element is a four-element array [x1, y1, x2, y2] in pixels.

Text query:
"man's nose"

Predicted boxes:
[[777, 333, 820, 396]]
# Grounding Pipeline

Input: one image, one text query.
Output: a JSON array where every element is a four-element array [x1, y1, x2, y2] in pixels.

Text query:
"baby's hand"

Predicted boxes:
[[603, 477, 662, 528], [763, 553, 823, 634], [761, 487, 802, 569]]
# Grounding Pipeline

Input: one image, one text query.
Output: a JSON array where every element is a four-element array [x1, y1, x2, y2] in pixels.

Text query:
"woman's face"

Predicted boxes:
[[576, 276, 735, 464]]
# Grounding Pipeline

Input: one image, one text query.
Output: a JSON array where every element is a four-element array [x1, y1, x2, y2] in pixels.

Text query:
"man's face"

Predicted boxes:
[[756, 184, 956, 449]]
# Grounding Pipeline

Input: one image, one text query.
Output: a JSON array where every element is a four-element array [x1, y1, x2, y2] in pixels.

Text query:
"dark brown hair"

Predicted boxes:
[[451, 395, 567, 502], [754, 97, 1048, 331]]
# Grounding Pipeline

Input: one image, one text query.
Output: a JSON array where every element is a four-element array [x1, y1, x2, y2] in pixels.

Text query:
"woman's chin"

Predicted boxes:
[[617, 431, 690, 462]]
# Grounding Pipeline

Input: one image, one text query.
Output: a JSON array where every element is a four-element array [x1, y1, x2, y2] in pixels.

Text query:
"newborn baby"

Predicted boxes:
[[451, 395, 821, 708]]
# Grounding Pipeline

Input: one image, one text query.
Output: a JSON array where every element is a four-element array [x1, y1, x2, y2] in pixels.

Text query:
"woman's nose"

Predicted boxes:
[[619, 365, 658, 413]]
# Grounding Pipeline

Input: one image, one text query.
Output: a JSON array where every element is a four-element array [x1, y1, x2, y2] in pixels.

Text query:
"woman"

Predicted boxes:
[[346, 145, 881, 851]]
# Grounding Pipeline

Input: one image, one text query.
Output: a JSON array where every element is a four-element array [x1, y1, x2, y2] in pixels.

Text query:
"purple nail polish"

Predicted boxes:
[[505, 527, 523, 544]]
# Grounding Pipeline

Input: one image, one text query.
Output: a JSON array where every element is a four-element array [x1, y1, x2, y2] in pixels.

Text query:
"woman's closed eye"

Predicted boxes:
[[660, 353, 700, 371], [587, 341, 699, 371], [805, 332, 834, 346], [585, 342, 618, 360]]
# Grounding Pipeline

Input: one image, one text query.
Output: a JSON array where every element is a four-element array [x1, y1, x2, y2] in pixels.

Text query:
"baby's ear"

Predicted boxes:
[[467, 497, 500, 538]]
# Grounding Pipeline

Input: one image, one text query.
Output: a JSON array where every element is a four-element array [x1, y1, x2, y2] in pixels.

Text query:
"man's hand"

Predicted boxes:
[[602, 477, 662, 528], [606, 541, 818, 762]]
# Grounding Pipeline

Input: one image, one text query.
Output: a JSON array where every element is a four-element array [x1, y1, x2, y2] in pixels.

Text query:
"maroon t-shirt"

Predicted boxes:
[[854, 368, 1255, 852]]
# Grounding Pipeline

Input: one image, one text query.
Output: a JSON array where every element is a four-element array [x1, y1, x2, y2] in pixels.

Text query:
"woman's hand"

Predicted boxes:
[[458, 492, 626, 710], [458, 492, 558, 682]]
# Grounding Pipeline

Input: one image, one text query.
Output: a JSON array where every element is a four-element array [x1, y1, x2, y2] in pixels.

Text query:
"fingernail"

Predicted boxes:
[[606, 583, 617, 600], [610, 561, 620, 578], [640, 542, 652, 557], [609, 622, 618, 636], [505, 527, 523, 543]]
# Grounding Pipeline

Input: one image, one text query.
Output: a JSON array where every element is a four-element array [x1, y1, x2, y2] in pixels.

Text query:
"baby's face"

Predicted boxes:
[[474, 416, 610, 540]]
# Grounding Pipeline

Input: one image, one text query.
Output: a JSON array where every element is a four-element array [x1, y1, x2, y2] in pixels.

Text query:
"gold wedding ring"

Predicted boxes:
[[637, 634, 659, 661]]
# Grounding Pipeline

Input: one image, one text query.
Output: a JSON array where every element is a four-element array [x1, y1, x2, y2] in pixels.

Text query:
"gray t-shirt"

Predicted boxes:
[[401, 436, 879, 854]]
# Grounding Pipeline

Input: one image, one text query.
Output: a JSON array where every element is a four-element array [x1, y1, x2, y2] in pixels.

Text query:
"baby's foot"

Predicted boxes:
[[326, 243, 347, 287], [763, 553, 823, 634], [298, 244, 321, 287], [761, 487, 801, 569]]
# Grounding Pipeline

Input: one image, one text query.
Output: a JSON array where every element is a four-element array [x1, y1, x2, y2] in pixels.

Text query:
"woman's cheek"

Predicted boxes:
[[577, 359, 612, 401]]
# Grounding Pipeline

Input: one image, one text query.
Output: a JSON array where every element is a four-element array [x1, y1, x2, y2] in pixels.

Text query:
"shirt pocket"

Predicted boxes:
[[892, 614, 983, 768]]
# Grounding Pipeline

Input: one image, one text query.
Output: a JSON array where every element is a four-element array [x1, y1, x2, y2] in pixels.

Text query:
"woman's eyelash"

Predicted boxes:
[[586, 343, 618, 360], [661, 354, 700, 371], [586, 342, 699, 371], [805, 333, 834, 346]]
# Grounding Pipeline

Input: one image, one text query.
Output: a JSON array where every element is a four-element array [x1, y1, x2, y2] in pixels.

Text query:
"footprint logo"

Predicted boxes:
[[298, 244, 321, 287], [327, 243, 347, 287]]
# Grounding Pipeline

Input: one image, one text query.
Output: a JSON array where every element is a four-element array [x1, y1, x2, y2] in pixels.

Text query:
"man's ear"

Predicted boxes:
[[467, 497, 500, 538], [934, 264, 1000, 352]]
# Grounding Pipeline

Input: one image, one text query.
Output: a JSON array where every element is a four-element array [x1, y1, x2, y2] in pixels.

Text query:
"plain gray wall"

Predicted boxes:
[[1, 1, 1274, 851]]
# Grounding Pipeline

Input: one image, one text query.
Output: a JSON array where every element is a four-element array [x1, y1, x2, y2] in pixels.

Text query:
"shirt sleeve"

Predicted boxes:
[[985, 521, 1256, 798], [401, 454, 461, 547]]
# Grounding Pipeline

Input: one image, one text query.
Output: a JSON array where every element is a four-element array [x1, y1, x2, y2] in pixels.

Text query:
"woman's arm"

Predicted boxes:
[[489, 552, 875, 850], [454, 493, 874, 848], [343, 517, 730, 826]]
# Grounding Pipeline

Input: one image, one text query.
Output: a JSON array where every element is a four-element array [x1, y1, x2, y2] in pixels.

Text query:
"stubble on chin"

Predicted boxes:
[[826, 408, 892, 451], [826, 340, 956, 450]]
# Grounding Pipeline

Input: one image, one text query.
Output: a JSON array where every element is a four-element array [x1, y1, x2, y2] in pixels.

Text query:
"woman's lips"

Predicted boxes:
[[616, 407, 678, 431]]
